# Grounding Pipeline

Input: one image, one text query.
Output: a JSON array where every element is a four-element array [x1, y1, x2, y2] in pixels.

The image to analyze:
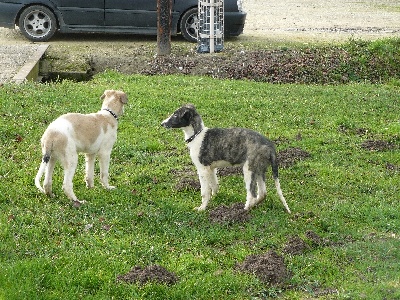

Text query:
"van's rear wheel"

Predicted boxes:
[[180, 8, 198, 43]]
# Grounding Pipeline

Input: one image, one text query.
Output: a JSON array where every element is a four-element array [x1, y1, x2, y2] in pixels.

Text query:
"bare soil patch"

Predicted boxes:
[[235, 250, 290, 285], [361, 140, 395, 151], [209, 202, 250, 224], [175, 176, 201, 192], [386, 163, 400, 172], [282, 231, 328, 255], [117, 265, 179, 286], [278, 147, 311, 168], [283, 235, 310, 255], [305, 230, 327, 247]]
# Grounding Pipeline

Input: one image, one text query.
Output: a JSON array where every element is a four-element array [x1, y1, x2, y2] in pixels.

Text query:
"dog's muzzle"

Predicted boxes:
[[161, 119, 171, 129]]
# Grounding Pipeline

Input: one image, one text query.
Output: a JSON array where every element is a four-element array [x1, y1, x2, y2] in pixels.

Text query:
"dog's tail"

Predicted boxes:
[[271, 152, 291, 214], [35, 146, 51, 194]]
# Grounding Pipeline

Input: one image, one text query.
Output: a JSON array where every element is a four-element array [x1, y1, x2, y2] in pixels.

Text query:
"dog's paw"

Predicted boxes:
[[244, 203, 254, 210], [85, 179, 94, 188], [244, 197, 258, 210], [72, 200, 85, 208], [194, 206, 207, 211], [106, 185, 116, 190], [44, 188, 54, 197]]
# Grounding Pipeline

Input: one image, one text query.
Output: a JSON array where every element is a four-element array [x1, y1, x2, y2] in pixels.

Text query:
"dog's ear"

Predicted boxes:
[[184, 103, 196, 110], [100, 90, 111, 100], [182, 106, 195, 121], [118, 92, 128, 104]]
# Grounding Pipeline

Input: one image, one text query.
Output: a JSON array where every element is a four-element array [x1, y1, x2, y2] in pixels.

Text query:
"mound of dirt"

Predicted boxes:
[[361, 140, 395, 151], [117, 265, 179, 286], [236, 250, 290, 285], [283, 235, 310, 255], [278, 147, 311, 168], [209, 202, 250, 224]]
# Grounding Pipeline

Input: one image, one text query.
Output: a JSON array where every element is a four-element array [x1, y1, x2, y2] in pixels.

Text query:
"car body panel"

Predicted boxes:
[[0, 2, 22, 27], [0, 0, 246, 40], [105, 0, 157, 28], [53, 0, 104, 26]]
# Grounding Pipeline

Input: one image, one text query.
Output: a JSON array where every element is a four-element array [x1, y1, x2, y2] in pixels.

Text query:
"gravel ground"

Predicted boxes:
[[0, 0, 399, 82], [243, 0, 400, 41], [0, 45, 43, 84]]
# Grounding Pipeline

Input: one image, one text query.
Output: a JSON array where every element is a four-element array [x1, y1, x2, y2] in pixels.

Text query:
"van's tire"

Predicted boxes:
[[180, 8, 198, 43]]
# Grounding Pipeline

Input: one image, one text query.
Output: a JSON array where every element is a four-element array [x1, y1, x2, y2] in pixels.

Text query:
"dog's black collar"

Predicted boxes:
[[103, 108, 118, 120], [185, 129, 203, 143]]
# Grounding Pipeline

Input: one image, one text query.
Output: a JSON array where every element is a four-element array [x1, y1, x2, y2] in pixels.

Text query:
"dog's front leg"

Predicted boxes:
[[98, 152, 115, 190], [210, 168, 219, 196], [195, 168, 213, 211], [85, 153, 96, 188]]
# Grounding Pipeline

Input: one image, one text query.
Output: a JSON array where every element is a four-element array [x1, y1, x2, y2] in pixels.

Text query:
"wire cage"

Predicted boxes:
[[197, 0, 224, 53]]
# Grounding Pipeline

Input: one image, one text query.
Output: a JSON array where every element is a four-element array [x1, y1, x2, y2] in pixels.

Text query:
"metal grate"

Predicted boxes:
[[197, 0, 224, 53]]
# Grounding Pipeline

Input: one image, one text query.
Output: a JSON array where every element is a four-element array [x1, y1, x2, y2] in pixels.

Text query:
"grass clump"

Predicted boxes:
[[0, 72, 399, 299]]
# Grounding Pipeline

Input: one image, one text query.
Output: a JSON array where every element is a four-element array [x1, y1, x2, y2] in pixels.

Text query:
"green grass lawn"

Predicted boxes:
[[0, 72, 399, 299]]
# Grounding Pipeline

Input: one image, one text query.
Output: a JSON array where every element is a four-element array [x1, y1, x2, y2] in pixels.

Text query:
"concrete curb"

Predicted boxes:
[[12, 44, 49, 84]]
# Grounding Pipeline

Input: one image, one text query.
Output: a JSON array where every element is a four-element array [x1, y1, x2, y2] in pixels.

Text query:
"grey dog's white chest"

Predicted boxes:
[[187, 129, 235, 169], [187, 129, 206, 168]]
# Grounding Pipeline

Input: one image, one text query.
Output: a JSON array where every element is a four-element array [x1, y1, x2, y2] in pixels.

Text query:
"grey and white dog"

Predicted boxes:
[[161, 104, 291, 213]]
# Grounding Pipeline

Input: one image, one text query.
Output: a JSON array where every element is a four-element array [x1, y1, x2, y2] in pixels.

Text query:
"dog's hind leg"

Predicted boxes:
[[243, 163, 258, 210], [195, 167, 213, 211], [43, 156, 57, 197], [61, 153, 81, 203], [85, 153, 96, 188], [255, 173, 267, 205]]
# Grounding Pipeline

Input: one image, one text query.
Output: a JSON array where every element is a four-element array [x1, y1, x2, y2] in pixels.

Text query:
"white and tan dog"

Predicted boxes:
[[35, 90, 128, 206]]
